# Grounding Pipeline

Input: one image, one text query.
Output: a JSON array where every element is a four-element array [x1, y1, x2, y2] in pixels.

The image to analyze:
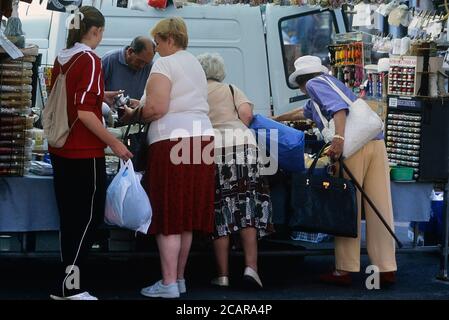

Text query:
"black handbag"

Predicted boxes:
[[290, 144, 358, 238], [123, 107, 150, 172]]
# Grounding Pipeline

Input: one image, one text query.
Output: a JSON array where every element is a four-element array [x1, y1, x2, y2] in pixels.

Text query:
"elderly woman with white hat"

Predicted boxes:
[[274, 55, 397, 287]]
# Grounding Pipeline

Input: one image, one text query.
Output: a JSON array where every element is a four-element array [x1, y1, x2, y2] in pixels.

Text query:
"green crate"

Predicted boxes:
[[390, 166, 414, 181]]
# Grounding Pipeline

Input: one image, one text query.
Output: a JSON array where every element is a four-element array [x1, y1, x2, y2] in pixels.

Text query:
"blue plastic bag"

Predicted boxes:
[[250, 114, 305, 172]]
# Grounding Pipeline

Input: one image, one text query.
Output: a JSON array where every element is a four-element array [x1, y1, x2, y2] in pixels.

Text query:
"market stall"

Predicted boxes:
[[0, 0, 448, 282]]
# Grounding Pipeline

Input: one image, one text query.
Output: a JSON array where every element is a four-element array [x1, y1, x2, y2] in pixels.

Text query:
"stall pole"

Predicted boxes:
[[437, 182, 449, 281]]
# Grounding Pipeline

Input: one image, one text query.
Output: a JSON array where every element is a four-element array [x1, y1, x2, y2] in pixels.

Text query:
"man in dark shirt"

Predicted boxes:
[[102, 36, 155, 100]]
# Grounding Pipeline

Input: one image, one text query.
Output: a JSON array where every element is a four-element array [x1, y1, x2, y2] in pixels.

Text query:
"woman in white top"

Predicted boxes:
[[135, 17, 215, 298]]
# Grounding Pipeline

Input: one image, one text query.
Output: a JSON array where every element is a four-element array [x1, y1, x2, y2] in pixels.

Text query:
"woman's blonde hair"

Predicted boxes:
[[151, 17, 188, 49]]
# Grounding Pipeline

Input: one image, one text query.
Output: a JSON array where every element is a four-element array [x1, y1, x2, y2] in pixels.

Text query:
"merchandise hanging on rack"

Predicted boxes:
[[388, 4, 410, 27], [46, 0, 82, 12], [128, 0, 150, 10], [4, 0, 25, 48], [306, 0, 345, 9], [328, 33, 371, 91], [372, 33, 393, 53], [120, 0, 371, 9], [117, 0, 129, 7], [148, 0, 168, 8], [0, 0, 32, 20], [352, 2, 374, 27], [408, 10, 446, 41], [376, 0, 399, 18]]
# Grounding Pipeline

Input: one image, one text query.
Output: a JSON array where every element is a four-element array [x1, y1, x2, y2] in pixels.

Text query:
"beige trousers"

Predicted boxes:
[[335, 140, 397, 272]]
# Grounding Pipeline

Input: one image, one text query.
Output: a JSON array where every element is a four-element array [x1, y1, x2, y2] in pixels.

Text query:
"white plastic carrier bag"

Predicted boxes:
[[105, 159, 152, 233]]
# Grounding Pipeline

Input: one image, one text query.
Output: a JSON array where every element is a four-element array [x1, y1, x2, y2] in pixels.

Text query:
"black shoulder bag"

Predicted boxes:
[[290, 143, 358, 238], [290, 143, 403, 247], [123, 107, 150, 172]]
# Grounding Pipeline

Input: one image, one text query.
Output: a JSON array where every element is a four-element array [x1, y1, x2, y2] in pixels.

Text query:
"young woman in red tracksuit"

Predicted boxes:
[[48, 6, 132, 300]]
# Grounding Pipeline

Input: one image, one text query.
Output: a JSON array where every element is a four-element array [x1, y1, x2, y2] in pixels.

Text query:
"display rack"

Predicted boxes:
[[388, 55, 444, 97], [328, 41, 371, 90], [0, 44, 38, 176], [385, 96, 449, 182]]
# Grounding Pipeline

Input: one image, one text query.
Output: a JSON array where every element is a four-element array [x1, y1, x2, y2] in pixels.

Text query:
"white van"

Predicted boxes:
[[18, 0, 348, 116]]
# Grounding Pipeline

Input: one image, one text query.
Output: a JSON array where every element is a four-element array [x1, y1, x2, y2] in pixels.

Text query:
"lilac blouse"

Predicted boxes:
[[303, 74, 382, 140]]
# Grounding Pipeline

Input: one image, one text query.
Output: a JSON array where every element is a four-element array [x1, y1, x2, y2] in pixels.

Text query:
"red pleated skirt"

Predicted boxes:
[[144, 136, 215, 235]]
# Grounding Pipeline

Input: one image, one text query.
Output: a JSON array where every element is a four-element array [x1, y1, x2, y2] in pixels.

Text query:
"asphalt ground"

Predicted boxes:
[[0, 223, 448, 301], [0, 248, 448, 300]]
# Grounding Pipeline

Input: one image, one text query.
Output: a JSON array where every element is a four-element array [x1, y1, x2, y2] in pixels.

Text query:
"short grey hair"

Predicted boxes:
[[197, 52, 226, 82]]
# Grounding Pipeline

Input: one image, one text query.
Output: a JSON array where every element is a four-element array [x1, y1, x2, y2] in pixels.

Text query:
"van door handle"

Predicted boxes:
[[289, 96, 307, 103]]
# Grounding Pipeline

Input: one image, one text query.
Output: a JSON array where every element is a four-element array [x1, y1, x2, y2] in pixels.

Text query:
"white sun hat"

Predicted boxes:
[[288, 55, 329, 86]]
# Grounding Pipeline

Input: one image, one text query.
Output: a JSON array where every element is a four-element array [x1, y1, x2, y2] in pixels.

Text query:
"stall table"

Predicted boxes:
[[0, 175, 59, 232], [1, 175, 434, 232]]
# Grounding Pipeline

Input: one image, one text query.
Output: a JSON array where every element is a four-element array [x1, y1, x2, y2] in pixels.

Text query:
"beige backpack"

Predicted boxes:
[[43, 53, 84, 148]]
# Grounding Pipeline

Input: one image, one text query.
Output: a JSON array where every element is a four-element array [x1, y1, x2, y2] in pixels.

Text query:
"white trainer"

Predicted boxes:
[[243, 267, 263, 288], [50, 291, 98, 300], [140, 280, 180, 298], [177, 279, 186, 294]]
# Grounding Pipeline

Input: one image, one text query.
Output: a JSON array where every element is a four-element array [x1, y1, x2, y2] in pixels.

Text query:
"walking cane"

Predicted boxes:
[[340, 159, 404, 249]]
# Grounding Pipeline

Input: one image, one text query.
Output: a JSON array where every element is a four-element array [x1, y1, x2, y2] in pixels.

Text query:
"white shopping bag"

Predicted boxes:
[[105, 159, 152, 233]]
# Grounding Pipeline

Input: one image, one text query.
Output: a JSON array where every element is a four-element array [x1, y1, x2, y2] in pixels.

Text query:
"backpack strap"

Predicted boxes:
[[60, 51, 88, 76], [58, 52, 89, 131]]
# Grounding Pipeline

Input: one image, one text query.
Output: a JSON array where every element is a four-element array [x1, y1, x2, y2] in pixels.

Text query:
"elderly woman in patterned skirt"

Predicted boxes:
[[197, 52, 274, 289]]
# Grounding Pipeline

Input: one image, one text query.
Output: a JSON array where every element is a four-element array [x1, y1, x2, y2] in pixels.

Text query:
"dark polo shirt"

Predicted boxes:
[[101, 46, 152, 99]]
